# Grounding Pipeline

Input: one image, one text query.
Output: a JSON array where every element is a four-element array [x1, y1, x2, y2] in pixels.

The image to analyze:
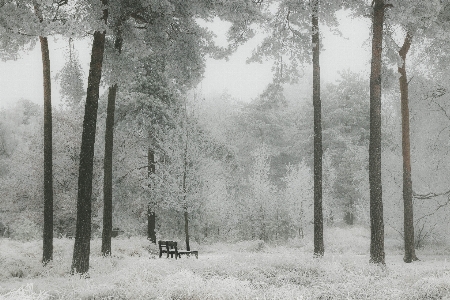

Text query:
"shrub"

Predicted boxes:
[[10, 218, 41, 242]]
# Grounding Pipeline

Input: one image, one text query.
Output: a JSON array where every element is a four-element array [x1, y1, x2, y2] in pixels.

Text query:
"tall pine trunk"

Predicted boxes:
[[101, 33, 123, 256], [398, 32, 418, 263], [41, 36, 53, 265], [34, 0, 53, 266], [101, 84, 116, 256], [369, 0, 385, 265], [312, 0, 324, 257], [72, 2, 108, 275], [147, 148, 156, 243]]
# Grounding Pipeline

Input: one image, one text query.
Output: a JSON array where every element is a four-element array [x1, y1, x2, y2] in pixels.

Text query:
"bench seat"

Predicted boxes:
[[177, 250, 198, 259]]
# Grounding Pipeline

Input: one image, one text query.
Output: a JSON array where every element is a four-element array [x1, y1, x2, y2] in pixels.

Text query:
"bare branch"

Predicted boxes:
[[387, 223, 403, 239], [413, 189, 450, 199], [431, 98, 450, 121], [414, 198, 450, 224]]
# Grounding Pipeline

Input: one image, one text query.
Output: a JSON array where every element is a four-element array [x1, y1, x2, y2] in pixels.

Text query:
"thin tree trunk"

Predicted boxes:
[[312, 0, 324, 258], [72, 1, 108, 275], [398, 32, 418, 263], [101, 84, 116, 256], [101, 33, 123, 257], [346, 200, 354, 225], [33, 0, 53, 266], [182, 130, 190, 251], [184, 209, 190, 251], [147, 207, 156, 242], [369, 0, 385, 265], [147, 148, 156, 243]]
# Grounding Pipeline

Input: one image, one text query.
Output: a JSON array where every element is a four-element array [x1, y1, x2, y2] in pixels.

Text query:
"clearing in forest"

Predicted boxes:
[[1, 227, 450, 299]]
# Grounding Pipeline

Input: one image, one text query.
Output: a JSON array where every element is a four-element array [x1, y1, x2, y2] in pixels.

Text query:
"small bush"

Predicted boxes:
[[9, 268, 25, 278], [10, 218, 41, 242]]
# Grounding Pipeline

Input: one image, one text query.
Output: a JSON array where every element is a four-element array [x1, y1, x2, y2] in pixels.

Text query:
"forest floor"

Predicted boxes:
[[1, 227, 450, 300]]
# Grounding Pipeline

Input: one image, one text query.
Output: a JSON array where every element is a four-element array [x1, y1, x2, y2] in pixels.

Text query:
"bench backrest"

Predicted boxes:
[[158, 240, 177, 251]]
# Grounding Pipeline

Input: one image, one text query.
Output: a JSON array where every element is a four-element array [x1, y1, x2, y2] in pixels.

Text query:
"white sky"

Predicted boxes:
[[0, 10, 370, 109]]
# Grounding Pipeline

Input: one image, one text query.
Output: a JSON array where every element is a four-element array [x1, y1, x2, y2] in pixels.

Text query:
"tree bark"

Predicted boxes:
[[398, 32, 418, 263], [72, 1, 108, 275], [41, 36, 53, 265], [184, 209, 190, 251], [312, 0, 324, 258], [182, 131, 190, 251], [101, 33, 123, 257], [369, 0, 385, 265], [33, 0, 53, 266], [147, 148, 156, 243], [101, 84, 116, 256]]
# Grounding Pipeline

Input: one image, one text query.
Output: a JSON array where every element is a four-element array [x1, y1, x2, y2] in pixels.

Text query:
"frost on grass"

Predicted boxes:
[[1, 228, 450, 299], [0, 284, 50, 300]]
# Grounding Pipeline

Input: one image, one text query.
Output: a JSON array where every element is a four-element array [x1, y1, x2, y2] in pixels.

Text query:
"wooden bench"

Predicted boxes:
[[158, 241, 198, 259], [158, 241, 179, 259]]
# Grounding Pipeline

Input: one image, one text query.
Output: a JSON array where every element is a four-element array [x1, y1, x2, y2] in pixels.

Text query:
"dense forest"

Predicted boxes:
[[2, 0, 450, 298]]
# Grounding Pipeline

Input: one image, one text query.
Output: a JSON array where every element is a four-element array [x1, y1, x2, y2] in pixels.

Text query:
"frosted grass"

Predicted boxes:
[[1, 227, 449, 299]]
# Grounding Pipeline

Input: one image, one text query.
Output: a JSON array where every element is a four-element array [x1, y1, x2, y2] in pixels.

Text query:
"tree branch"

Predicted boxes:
[[387, 223, 403, 239], [5, 26, 36, 37], [431, 98, 450, 121], [413, 189, 450, 199], [414, 198, 450, 224]]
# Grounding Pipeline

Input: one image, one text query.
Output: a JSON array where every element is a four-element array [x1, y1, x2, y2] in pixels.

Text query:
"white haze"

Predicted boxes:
[[0, 10, 370, 108]]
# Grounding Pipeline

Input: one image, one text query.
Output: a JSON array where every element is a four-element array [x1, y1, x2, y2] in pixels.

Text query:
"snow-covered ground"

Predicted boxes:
[[1, 227, 449, 299]]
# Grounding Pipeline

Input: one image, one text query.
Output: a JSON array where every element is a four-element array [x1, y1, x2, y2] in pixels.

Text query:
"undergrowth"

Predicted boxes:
[[0, 227, 449, 299]]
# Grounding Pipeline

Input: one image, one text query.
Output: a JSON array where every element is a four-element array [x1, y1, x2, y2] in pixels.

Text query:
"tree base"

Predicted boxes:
[[403, 255, 419, 263]]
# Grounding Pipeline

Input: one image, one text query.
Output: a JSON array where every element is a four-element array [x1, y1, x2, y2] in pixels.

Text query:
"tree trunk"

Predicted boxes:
[[369, 0, 385, 265], [72, 2, 108, 275], [41, 36, 53, 265], [33, 0, 53, 266], [184, 209, 190, 251], [398, 32, 418, 263], [147, 207, 156, 242], [101, 84, 117, 256], [312, 0, 324, 258], [147, 148, 156, 243], [345, 200, 354, 225], [101, 33, 123, 257], [182, 130, 190, 251]]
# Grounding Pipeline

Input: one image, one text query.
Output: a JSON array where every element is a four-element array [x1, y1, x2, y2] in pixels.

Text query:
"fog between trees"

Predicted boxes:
[[1, 0, 450, 276]]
